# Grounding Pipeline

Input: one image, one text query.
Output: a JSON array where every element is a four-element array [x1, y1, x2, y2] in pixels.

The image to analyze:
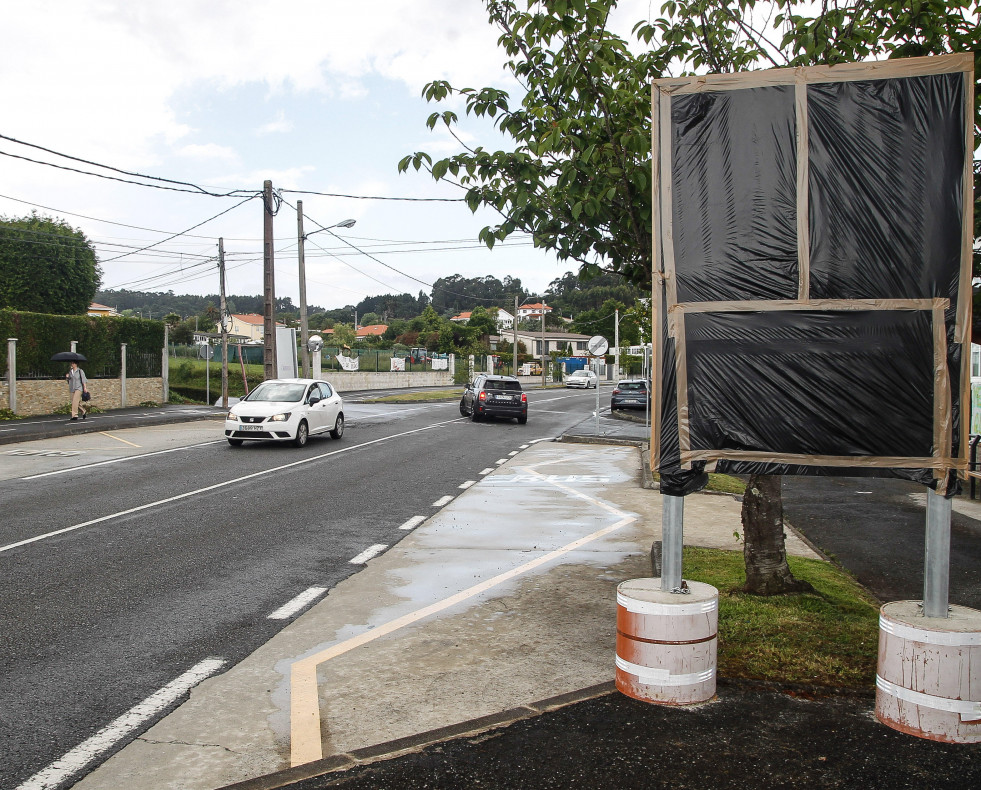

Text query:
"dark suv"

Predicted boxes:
[[460, 375, 527, 424], [610, 379, 651, 411]]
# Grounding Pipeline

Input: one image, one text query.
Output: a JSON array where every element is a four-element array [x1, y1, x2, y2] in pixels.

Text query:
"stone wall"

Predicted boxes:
[[0, 378, 164, 416], [322, 371, 454, 392]]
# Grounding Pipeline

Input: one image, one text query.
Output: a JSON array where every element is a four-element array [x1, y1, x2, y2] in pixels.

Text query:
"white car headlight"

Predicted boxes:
[[227, 411, 237, 420], [269, 412, 291, 422]]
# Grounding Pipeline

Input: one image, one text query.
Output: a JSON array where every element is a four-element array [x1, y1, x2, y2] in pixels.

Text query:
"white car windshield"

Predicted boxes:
[[571, 371, 590, 377], [245, 382, 306, 403]]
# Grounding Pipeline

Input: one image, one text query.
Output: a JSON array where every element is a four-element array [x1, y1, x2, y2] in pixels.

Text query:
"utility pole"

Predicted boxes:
[[614, 308, 620, 386], [513, 294, 519, 376], [262, 179, 277, 380], [540, 310, 546, 388], [219, 237, 229, 408], [296, 200, 310, 378]]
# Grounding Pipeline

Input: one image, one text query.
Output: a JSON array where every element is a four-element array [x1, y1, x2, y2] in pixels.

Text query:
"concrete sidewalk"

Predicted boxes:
[[71, 441, 820, 790]]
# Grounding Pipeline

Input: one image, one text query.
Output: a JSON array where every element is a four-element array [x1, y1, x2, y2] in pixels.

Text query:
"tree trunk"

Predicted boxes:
[[740, 474, 814, 595]]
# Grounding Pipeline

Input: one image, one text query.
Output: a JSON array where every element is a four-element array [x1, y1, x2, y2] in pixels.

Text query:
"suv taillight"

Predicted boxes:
[[479, 391, 487, 401], [521, 393, 527, 403], [613, 388, 621, 394]]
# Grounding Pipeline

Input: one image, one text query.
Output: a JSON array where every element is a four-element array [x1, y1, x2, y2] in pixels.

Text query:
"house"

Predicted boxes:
[[227, 313, 285, 343], [492, 329, 592, 357], [355, 324, 388, 341], [87, 302, 119, 317], [451, 308, 515, 332], [517, 302, 552, 321]]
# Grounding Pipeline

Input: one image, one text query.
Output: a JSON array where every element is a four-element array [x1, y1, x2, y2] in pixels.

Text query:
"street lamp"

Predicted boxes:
[[296, 201, 357, 377]]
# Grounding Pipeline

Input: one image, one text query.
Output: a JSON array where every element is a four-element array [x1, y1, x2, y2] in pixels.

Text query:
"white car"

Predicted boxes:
[[565, 369, 598, 388], [224, 378, 344, 447]]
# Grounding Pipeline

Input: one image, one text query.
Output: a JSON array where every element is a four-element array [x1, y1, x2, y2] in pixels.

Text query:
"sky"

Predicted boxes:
[[0, 0, 657, 313]]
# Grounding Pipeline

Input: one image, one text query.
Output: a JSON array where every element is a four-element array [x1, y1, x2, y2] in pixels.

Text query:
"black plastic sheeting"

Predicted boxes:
[[657, 69, 968, 498]]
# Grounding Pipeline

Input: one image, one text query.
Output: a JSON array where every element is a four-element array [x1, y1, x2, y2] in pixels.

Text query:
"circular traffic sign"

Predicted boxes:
[[587, 335, 609, 356]]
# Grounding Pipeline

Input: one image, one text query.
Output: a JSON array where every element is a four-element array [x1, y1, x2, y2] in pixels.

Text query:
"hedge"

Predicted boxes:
[[0, 309, 165, 379]]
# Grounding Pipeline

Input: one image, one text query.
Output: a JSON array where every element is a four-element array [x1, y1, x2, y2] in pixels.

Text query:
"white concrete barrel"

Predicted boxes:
[[876, 601, 981, 743], [615, 578, 718, 705]]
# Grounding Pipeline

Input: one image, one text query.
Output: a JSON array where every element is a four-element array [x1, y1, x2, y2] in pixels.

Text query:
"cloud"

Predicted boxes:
[[257, 112, 294, 136], [177, 143, 239, 161]]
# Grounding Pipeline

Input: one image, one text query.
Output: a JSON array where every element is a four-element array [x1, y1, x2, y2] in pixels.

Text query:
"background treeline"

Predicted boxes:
[[97, 269, 644, 327]]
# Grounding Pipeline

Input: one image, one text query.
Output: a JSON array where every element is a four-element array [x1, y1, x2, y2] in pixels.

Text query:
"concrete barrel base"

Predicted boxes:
[[615, 578, 718, 705], [876, 600, 981, 743]]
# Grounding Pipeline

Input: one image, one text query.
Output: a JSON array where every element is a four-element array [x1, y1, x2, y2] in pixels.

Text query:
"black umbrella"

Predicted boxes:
[[50, 351, 87, 362]]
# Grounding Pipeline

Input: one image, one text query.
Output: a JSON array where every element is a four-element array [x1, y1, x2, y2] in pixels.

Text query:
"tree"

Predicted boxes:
[[399, 0, 980, 595], [468, 305, 499, 337], [0, 212, 102, 314], [330, 323, 357, 348]]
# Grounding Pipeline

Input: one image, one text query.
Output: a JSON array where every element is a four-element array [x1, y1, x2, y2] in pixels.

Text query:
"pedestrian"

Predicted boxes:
[[66, 360, 89, 421]]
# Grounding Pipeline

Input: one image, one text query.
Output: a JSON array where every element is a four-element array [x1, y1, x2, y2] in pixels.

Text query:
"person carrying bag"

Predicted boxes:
[[67, 361, 89, 421]]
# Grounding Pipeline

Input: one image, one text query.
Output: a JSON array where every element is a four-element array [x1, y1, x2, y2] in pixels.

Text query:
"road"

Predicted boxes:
[[782, 475, 981, 611], [0, 388, 606, 790]]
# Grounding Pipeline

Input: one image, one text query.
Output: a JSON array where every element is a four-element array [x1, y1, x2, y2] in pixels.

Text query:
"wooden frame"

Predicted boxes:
[[651, 53, 975, 477]]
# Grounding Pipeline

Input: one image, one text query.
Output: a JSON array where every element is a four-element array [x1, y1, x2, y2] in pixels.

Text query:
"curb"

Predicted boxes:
[[216, 683, 618, 790]]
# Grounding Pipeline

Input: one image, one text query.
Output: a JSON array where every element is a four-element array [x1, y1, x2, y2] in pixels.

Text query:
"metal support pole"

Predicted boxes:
[[7, 338, 16, 413], [120, 343, 127, 407], [923, 488, 951, 618], [162, 324, 169, 403], [661, 495, 684, 591], [594, 357, 600, 434]]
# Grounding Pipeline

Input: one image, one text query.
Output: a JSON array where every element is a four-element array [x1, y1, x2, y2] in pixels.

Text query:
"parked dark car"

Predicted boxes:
[[610, 379, 650, 411], [460, 374, 528, 424]]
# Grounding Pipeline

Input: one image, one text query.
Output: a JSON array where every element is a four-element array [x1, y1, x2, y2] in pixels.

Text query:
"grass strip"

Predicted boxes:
[[682, 546, 880, 688]]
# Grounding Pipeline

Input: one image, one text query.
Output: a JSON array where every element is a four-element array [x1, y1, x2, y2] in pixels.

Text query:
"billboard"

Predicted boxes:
[[651, 54, 975, 496]]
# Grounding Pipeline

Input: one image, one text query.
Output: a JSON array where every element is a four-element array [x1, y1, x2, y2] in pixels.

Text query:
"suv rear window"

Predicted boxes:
[[484, 379, 521, 392], [620, 382, 647, 391]]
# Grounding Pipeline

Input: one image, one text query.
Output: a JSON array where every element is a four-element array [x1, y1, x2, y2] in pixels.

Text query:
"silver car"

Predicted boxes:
[[565, 369, 598, 388], [224, 378, 344, 447]]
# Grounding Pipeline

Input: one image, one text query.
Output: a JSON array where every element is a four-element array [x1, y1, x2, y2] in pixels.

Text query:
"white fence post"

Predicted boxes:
[[6, 338, 16, 413], [162, 325, 169, 403], [120, 343, 128, 407]]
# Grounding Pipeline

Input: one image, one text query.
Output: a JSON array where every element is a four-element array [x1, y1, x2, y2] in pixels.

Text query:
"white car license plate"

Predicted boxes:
[[495, 394, 513, 401], [238, 424, 264, 431]]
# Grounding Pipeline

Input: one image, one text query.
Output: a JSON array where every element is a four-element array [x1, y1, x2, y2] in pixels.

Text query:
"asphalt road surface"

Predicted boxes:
[[781, 475, 981, 611], [0, 389, 607, 789]]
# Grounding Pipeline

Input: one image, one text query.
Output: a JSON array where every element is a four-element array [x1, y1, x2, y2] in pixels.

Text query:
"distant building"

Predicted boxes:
[[227, 313, 285, 343], [87, 302, 119, 317], [517, 302, 552, 321], [451, 308, 515, 332], [355, 324, 388, 341]]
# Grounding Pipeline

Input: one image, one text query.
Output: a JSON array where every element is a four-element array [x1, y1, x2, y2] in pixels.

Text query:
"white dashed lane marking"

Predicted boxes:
[[268, 587, 328, 620], [349, 544, 388, 565]]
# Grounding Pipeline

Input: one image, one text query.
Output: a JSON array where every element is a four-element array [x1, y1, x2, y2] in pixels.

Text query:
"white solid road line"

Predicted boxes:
[[349, 544, 388, 565], [16, 657, 226, 790], [432, 495, 454, 507], [398, 515, 426, 531], [268, 587, 328, 620], [3, 418, 463, 555]]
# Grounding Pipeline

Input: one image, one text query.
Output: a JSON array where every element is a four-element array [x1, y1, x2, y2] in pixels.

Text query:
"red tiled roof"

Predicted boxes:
[[355, 324, 388, 337]]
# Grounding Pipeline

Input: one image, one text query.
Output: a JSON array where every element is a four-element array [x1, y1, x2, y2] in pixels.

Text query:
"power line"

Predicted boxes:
[[0, 133, 462, 202], [281, 188, 462, 203], [0, 133, 256, 197], [99, 196, 257, 263]]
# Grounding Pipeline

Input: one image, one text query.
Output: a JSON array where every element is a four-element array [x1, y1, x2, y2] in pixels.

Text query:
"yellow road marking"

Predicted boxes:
[[99, 432, 141, 448], [290, 463, 636, 766]]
